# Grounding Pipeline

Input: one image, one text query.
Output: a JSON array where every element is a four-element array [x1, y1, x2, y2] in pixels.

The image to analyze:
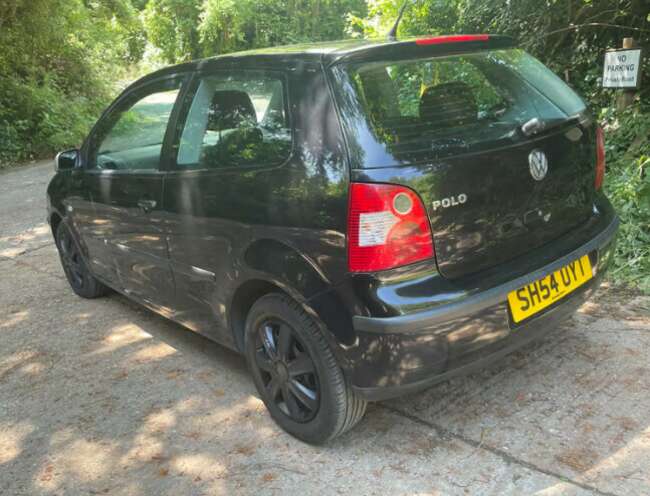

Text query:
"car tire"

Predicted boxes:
[[245, 293, 367, 444], [55, 222, 109, 299]]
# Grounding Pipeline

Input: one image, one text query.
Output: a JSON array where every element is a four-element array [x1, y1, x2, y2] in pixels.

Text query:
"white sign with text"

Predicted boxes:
[[603, 49, 642, 88]]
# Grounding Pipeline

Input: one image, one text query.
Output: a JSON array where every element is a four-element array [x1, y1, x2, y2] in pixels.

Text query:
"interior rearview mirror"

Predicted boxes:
[[55, 149, 79, 171]]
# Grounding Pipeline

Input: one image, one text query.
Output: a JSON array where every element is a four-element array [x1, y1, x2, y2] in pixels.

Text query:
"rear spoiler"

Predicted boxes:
[[327, 35, 516, 67]]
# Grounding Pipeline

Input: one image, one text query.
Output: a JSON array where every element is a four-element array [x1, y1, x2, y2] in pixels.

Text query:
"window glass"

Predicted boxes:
[[338, 49, 586, 165], [177, 73, 291, 169], [497, 50, 587, 117], [91, 81, 181, 171]]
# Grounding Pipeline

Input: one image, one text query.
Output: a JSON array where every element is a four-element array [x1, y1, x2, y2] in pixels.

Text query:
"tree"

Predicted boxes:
[[143, 0, 203, 63], [0, 0, 146, 163], [142, 0, 367, 61]]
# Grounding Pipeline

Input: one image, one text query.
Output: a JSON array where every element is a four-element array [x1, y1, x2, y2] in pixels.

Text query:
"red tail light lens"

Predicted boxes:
[[415, 34, 489, 46], [348, 183, 434, 272], [595, 126, 606, 190]]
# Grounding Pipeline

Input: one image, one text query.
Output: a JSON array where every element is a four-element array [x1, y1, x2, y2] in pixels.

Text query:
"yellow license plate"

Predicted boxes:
[[507, 255, 593, 324]]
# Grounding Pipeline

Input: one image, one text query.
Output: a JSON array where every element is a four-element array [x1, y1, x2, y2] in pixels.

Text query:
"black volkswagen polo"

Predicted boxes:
[[47, 35, 618, 444]]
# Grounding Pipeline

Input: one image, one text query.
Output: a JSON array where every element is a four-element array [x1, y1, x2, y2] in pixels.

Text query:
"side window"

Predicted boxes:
[[177, 73, 291, 169], [90, 79, 183, 171]]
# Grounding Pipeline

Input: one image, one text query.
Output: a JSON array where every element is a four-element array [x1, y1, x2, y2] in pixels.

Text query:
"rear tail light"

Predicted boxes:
[[595, 126, 606, 190], [348, 183, 434, 272], [415, 34, 490, 46]]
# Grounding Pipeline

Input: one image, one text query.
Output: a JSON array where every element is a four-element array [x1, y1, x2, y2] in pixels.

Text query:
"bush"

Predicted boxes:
[[602, 103, 650, 292], [0, 76, 109, 168], [0, 0, 143, 168]]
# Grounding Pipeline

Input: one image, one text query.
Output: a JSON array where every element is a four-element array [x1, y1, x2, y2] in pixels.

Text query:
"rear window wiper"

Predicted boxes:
[[520, 116, 580, 137]]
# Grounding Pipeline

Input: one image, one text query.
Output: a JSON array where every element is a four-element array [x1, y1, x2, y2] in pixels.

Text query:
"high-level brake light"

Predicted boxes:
[[415, 35, 490, 46]]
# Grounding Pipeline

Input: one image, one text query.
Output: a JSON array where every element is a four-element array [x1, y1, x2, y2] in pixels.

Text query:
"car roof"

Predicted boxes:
[[140, 35, 516, 82], [222, 39, 388, 58]]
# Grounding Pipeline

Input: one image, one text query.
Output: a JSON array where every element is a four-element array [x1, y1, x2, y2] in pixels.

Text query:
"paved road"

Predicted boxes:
[[1, 161, 649, 496]]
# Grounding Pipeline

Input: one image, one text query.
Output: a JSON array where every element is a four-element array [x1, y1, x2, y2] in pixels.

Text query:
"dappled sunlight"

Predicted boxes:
[[144, 408, 177, 433], [0, 349, 46, 381], [0, 422, 35, 465], [0, 223, 51, 258], [125, 408, 184, 452], [1, 202, 649, 495], [88, 323, 152, 356], [119, 432, 168, 469], [536, 482, 588, 495], [35, 438, 118, 491], [0, 310, 29, 329], [173, 396, 206, 414], [388, 291, 650, 493], [587, 425, 650, 484], [171, 453, 227, 480], [200, 394, 268, 426], [129, 342, 178, 364], [20, 360, 45, 376]]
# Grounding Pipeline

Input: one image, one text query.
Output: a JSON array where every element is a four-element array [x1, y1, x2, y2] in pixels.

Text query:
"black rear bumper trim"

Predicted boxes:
[[352, 215, 619, 334]]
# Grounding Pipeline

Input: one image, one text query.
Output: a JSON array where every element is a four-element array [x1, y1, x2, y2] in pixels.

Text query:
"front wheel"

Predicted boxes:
[[55, 222, 108, 299], [245, 293, 366, 444]]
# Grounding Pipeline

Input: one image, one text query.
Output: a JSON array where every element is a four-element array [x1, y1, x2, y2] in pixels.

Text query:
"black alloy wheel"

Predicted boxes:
[[253, 318, 320, 422], [245, 293, 367, 444], [57, 224, 85, 290], [55, 222, 108, 299]]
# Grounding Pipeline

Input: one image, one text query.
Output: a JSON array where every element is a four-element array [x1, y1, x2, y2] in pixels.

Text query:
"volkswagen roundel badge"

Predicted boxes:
[[528, 149, 549, 181]]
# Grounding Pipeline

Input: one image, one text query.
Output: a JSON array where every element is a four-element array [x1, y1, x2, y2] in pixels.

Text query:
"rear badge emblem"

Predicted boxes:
[[529, 149, 549, 181], [432, 194, 468, 211]]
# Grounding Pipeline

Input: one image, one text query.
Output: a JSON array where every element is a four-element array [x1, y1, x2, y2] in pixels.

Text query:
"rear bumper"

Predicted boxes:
[[347, 213, 619, 401]]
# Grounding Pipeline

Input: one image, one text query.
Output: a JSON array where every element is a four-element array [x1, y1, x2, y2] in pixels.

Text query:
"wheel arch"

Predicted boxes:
[[228, 275, 352, 371], [49, 211, 64, 240], [229, 279, 287, 352]]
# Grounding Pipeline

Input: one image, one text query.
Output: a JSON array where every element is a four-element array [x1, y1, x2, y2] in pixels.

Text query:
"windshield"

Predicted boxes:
[[334, 49, 587, 167]]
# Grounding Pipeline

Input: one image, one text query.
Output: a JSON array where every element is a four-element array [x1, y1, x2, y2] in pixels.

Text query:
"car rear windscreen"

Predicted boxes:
[[334, 49, 587, 167]]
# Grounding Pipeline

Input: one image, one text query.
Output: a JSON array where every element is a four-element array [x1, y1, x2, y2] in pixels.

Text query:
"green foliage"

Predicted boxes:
[[143, 0, 202, 63], [0, 0, 145, 167], [141, 0, 367, 62], [602, 104, 650, 292], [353, 1, 649, 102], [0, 0, 367, 166]]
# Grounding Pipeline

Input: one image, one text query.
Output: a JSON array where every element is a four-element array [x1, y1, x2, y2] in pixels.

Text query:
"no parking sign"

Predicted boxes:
[[603, 48, 643, 89]]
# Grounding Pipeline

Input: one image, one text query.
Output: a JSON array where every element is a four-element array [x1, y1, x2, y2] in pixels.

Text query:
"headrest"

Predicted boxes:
[[359, 68, 400, 120], [419, 82, 478, 128], [208, 90, 257, 131]]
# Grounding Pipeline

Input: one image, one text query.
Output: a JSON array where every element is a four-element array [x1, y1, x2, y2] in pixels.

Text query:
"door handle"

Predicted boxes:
[[137, 199, 157, 213]]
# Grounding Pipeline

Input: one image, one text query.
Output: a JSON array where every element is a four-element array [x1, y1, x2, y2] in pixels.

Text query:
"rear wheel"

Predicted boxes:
[[55, 222, 108, 299], [245, 293, 366, 444]]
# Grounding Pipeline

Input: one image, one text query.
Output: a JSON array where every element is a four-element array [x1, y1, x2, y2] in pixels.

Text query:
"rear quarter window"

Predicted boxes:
[[176, 72, 291, 170]]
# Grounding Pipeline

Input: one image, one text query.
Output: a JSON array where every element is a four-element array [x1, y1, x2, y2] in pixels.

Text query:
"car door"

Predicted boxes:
[[83, 75, 186, 308], [162, 69, 293, 340]]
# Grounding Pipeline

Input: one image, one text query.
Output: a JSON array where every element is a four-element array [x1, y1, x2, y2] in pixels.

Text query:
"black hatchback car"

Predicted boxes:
[[48, 35, 618, 444]]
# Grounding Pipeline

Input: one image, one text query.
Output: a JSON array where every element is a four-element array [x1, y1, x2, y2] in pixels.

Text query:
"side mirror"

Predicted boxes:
[[55, 149, 80, 171]]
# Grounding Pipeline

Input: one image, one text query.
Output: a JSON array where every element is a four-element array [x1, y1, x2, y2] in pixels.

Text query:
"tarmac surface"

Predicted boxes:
[[1, 161, 649, 495]]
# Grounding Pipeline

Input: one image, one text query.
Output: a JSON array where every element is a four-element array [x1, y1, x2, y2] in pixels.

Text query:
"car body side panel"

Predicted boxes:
[[85, 171, 174, 308], [160, 61, 351, 346]]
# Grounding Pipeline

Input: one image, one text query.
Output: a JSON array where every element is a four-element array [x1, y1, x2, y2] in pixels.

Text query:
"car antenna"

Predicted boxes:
[[387, 0, 411, 41]]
